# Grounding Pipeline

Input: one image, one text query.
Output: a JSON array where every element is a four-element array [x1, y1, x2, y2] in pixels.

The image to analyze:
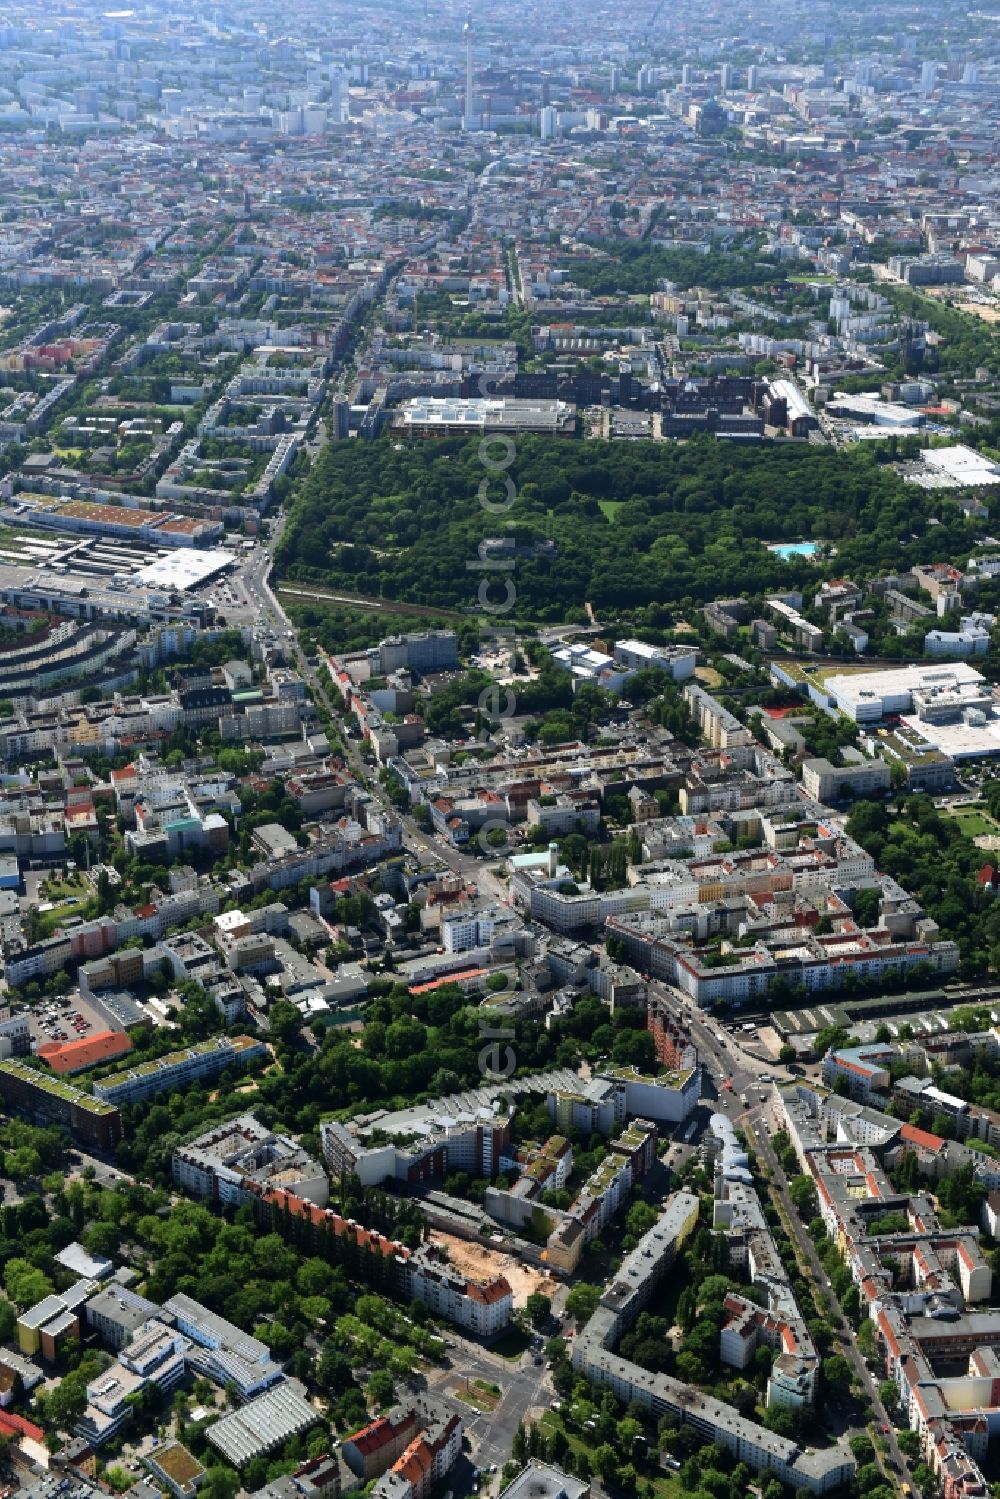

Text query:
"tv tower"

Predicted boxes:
[[463, 10, 474, 130]]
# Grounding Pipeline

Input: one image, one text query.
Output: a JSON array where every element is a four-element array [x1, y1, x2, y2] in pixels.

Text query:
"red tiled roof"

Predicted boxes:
[[901, 1122, 946, 1153], [38, 1030, 133, 1074], [466, 1276, 512, 1304], [65, 805, 97, 824], [409, 968, 486, 995], [261, 1186, 407, 1260], [0, 1410, 44, 1443], [346, 1411, 416, 1457], [394, 1438, 433, 1486]]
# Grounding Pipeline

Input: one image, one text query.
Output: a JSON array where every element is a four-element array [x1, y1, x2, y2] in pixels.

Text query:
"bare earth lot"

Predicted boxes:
[[429, 1230, 551, 1307]]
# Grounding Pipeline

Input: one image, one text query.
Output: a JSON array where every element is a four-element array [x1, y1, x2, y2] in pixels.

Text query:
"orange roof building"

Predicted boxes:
[[37, 1030, 133, 1076], [0, 1409, 45, 1443], [342, 1410, 420, 1481]]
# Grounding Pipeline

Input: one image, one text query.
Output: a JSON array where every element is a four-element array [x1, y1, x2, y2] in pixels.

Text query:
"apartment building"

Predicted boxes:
[[720, 1294, 818, 1407], [525, 794, 602, 837], [320, 1109, 511, 1189], [92, 1035, 268, 1106], [0, 1059, 122, 1151], [821, 1044, 893, 1103], [682, 683, 752, 750], [249, 1455, 343, 1499], [570, 1153, 633, 1242], [172, 1113, 328, 1209], [498, 1135, 573, 1191], [439, 905, 502, 954], [547, 1065, 699, 1136], [894, 1075, 972, 1138], [646, 1000, 698, 1071], [372, 1412, 463, 1499], [606, 909, 958, 1008], [3, 932, 74, 987], [402, 1251, 512, 1338], [78, 942, 169, 998], [609, 1120, 658, 1180], [0, 1010, 31, 1058], [776, 1082, 997, 1496], [801, 756, 892, 804], [343, 1409, 420, 1481], [571, 1193, 853, 1493]]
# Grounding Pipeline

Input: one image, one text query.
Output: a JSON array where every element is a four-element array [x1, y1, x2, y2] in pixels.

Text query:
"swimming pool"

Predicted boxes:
[[768, 541, 819, 560]]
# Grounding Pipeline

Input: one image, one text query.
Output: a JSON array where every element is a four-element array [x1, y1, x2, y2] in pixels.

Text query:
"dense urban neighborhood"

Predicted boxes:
[[6, 5, 1000, 1499]]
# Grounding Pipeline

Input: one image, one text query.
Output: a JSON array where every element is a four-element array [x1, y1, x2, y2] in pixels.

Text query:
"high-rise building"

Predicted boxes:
[[920, 60, 937, 93], [681, 63, 693, 86], [540, 105, 556, 140], [746, 64, 758, 90], [720, 62, 734, 91], [463, 12, 475, 129], [329, 70, 346, 123], [963, 62, 979, 85]]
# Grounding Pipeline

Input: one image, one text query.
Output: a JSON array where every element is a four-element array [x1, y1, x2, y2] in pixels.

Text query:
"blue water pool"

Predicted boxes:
[[768, 541, 819, 560]]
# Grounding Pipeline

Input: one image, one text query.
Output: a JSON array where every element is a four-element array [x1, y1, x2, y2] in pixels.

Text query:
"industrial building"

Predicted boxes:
[[206, 1381, 318, 1467], [392, 397, 576, 438]]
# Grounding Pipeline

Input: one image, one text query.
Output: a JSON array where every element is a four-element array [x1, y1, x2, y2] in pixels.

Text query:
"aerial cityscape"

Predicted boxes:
[[5, 5, 1000, 1499]]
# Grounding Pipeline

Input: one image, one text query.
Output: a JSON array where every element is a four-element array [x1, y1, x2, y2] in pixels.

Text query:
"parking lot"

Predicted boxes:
[[26, 991, 113, 1050]]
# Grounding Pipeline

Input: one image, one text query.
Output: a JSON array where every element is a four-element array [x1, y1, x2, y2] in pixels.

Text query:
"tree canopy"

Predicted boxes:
[[276, 436, 977, 623]]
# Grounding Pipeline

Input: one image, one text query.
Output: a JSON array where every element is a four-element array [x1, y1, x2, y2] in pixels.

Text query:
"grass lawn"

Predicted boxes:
[[947, 803, 998, 839], [647, 1478, 685, 1499], [37, 874, 94, 931], [42, 874, 90, 902], [598, 499, 624, 522], [0, 523, 77, 551], [454, 1379, 501, 1413]]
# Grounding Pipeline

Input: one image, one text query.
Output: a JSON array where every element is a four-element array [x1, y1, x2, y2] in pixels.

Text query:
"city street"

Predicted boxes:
[[244, 523, 513, 897], [420, 1336, 552, 1494], [746, 1108, 912, 1492], [646, 979, 793, 1099]]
